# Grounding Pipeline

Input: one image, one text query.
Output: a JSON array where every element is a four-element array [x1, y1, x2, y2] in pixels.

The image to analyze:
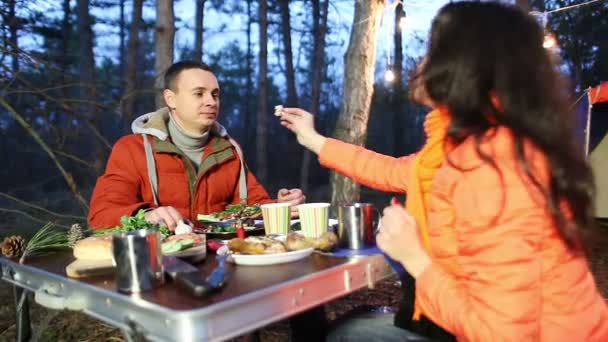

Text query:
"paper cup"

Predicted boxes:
[[297, 203, 330, 238], [261, 203, 291, 235]]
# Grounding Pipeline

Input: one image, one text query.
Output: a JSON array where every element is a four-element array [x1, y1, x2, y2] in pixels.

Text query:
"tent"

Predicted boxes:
[[588, 82, 608, 218]]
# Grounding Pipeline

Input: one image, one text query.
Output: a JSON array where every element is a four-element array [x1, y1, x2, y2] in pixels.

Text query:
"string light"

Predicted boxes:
[[385, 68, 396, 83], [543, 32, 557, 49], [530, 0, 604, 50]]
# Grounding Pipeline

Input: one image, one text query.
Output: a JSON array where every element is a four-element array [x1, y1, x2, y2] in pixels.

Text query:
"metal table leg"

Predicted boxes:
[[13, 285, 31, 342]]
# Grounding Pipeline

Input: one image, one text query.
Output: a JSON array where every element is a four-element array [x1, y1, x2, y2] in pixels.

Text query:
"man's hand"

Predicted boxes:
[[277, 188, 305, 216], [144, 206, 183, 231]]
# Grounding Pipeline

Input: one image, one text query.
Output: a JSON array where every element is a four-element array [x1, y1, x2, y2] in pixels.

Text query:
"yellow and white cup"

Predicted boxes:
[[297, 203, 330, 238], [261, 203, 291, 235]]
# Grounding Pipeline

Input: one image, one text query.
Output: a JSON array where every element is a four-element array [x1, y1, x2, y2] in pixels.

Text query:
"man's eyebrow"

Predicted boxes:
[[190, 86, 219, 92]]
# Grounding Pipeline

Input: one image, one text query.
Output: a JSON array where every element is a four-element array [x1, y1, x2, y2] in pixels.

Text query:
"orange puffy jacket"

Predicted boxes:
[[320, 127, 608, 341], [88, 108, 272, 228]]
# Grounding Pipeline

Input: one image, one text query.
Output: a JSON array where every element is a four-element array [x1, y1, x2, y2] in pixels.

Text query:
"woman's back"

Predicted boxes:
[[420, 127, 608, 341]]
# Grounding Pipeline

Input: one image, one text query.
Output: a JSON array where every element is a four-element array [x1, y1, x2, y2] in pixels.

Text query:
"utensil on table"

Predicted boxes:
[[163, 255, 228, 297], [112, 229, 165, 293], [337, 203, 380, 250]]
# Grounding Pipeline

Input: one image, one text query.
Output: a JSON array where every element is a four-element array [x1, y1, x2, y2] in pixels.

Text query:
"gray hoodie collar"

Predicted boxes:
[[131, 107, 228, 140]]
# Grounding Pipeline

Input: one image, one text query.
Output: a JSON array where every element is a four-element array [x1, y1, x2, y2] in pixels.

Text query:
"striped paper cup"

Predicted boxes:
[[260, 203, 291, 235], [297, 203, 330, 238]]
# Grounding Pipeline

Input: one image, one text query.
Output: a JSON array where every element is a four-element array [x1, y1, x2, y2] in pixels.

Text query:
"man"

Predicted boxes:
[[88, 61, 305, 229]]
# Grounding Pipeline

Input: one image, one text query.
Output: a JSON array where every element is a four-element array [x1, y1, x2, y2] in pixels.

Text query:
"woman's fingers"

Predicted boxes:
[[282, 107, 309, 116]]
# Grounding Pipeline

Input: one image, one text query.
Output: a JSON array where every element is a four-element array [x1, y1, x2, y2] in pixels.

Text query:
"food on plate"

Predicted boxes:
[[228, 236, 288, 254], [197, 204, 262, 222], [174, 220, 194, 235], [285, 233, 314, 251], [73, 235, 113, 260], [93, 209, 170, 238], [285, 232, 338, 252], [162, 232, 205, 254], [165, 233, 204, 244], [227, 231, 338, 255], [206, 222, 238, 233]]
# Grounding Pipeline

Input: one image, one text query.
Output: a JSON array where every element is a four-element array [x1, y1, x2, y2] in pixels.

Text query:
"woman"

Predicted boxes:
[[279, 2, 608, 341]]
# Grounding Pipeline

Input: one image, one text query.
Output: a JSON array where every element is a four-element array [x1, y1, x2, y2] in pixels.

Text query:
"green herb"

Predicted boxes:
[[208, 224, 237, 233], [93, 209, 170, 238], [20, 223, 69, 264]]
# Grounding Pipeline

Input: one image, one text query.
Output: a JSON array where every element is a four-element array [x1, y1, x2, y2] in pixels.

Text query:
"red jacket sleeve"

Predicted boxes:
[[416, 160, 546, 341], [88, 136, 152, 229], [318, 138, 416, 193]]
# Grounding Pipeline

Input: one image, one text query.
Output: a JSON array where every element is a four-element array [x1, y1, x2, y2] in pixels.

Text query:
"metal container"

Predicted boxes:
[[112, 229, 164, 293], [337, 203, 378, 250]]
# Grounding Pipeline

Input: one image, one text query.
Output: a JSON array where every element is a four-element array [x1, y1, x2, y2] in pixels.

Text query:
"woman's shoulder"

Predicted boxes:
[[446, 126, 548, 171], [438, 126, 551, 196]]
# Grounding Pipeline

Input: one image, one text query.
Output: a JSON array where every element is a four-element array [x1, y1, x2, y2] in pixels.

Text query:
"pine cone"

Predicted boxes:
[[1, 235, 27, 258], [67, 223, 86, 248]]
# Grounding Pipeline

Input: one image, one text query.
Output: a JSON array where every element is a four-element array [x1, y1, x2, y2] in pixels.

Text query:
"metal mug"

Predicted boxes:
[[112, 229, 165, 293], [337, 203, 379, 250]]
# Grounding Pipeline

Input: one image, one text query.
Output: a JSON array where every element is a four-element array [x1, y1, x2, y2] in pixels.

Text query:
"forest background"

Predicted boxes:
[[0, 0, 606, 234]]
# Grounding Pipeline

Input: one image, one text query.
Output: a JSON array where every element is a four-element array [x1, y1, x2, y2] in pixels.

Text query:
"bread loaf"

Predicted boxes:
[[73, 235, 113, 261]]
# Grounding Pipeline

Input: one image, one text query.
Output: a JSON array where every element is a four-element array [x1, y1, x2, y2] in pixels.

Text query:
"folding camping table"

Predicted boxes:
[[1, 249, 393, 341]]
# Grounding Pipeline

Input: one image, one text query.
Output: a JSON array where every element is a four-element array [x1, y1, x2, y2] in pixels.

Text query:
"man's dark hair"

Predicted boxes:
[[164, 61, 213, 91]]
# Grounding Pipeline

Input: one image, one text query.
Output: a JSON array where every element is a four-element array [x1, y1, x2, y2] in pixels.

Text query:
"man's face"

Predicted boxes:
[[164, 68, 220, 134]]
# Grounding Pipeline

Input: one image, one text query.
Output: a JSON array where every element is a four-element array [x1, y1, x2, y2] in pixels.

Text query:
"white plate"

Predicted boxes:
[[217, 245, 313, 266]]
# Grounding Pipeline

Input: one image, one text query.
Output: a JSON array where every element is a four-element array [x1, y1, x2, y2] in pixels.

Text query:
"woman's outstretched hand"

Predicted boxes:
[[279, 107, 326, 155]]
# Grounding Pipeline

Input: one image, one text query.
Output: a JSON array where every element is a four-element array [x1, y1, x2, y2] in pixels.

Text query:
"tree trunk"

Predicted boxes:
[[119, 0, 126, 93], [123, 0, 143, 120], [194, 0, 206, 62], [330, 0, 385, 206], [8, 0, 19, 73], [279, 0, 303, 191], [244, 0, 254, 153], [392, 2, 405, 155], [279, 0, 297, 106], [154, 0, 175, 109], [61, 0, 72, 78], [76, 0, 96, 119], [300, 0, 329, 192], [256, 0, 269, 184]]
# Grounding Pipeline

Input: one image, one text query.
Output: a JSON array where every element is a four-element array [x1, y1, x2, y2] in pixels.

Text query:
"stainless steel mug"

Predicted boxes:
[[112, 229, 164, 293], [337, 203, 379, 250]]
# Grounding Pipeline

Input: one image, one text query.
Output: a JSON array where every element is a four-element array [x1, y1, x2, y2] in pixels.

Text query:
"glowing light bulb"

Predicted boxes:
[[385, 69, 395, 83], [543, 33, 556, 49]]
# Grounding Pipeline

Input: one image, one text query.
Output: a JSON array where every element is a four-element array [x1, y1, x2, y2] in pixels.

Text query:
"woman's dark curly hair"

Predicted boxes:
[[417, 1, 595, 251]]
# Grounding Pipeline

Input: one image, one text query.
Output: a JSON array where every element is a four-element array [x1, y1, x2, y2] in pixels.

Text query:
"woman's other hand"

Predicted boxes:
[[376, 204, 432, 278]]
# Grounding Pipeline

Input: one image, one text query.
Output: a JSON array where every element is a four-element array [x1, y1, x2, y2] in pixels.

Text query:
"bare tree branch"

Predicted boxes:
[[0, 192, 86, 220], [0, 96, 89, 213], [0, 208, 71, 229]]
